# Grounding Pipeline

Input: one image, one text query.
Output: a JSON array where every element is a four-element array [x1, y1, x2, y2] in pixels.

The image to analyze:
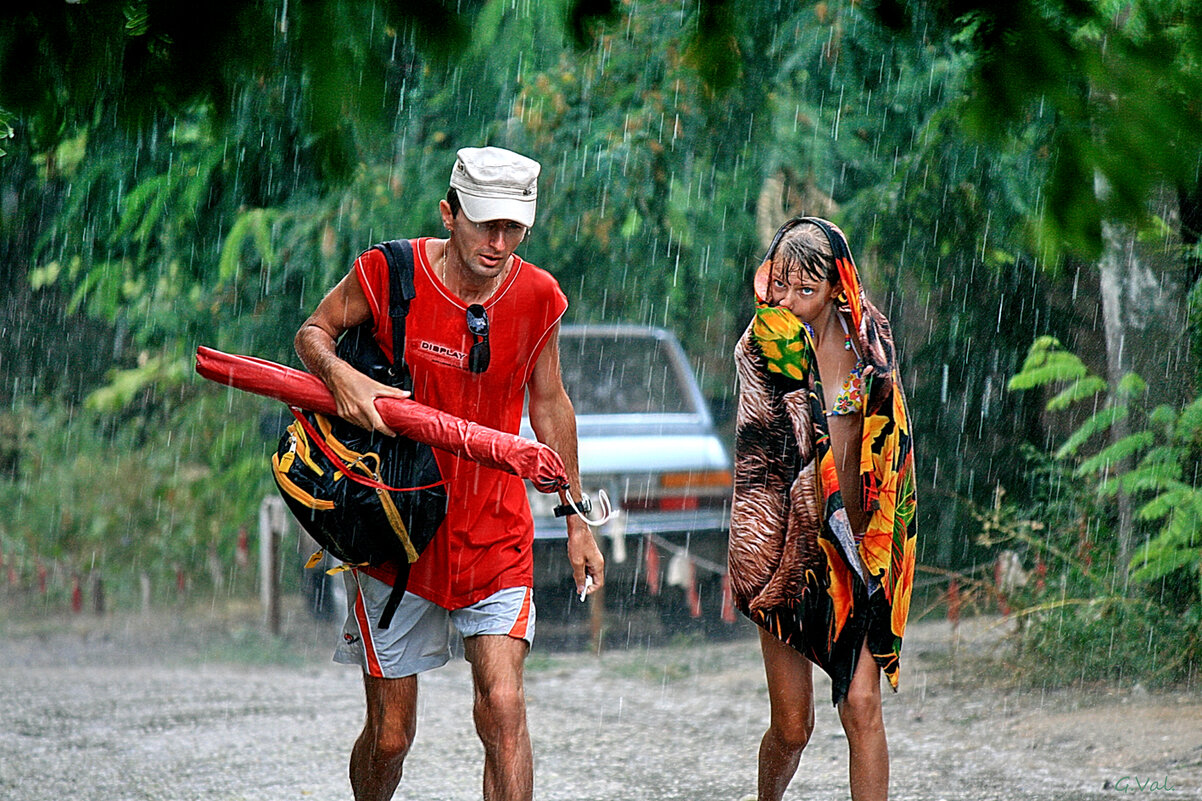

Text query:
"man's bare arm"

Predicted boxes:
[[295, 271, 409, 435], [527, 326, 605, 595]]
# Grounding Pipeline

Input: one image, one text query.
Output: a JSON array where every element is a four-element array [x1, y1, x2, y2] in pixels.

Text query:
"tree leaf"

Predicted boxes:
[[111, 175, 170, 243], [1173, 396, 1202, 442], [1055, 405, 1129, 459], [217, 208, 276, 285], [1075, 430, 1153, 477], [1116, 371, 1148, 398], [1008, 337, 1093, 391], [1129, 542, 1199, 584], [1046, 375, 1107, 411], [1138, 483, 1197, 521]]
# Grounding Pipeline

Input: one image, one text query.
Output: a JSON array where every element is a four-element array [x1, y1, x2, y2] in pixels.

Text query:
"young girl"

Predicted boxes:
[[729, 217, 917, 801]]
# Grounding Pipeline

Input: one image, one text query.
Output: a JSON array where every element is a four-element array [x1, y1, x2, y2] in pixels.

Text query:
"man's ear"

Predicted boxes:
[[438, 199, 454, 231]]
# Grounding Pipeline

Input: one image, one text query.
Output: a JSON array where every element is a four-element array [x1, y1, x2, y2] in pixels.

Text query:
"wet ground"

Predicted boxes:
[[1, 605, 1200, 800]]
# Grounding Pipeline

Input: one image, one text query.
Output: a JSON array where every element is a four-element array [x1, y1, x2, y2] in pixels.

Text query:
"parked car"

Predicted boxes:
[[523, 324, 735, 634], [297, 324, 736, 635]]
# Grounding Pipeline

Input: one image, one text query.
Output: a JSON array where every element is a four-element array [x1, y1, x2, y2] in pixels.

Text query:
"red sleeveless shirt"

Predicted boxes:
[[353, 238, 567, 608]]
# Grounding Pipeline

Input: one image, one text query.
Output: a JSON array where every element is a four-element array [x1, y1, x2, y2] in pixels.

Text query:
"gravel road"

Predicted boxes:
[[1, 608, 1199, 800]]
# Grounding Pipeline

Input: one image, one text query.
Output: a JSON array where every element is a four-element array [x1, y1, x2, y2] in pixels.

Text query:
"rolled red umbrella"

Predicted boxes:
[[195, 346, 567, 489]]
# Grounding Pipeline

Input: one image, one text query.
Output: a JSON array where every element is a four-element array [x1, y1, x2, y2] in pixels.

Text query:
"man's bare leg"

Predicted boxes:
[[464, 634, 533, 801], [757, 627, 816, 801], [350, 673, 418, 801]]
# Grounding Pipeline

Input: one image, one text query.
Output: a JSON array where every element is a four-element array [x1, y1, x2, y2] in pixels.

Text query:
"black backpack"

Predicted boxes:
[[271, 239, 447, 628]]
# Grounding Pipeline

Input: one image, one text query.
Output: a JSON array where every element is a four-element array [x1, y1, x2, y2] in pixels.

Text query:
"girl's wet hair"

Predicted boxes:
[[775, 222, 838, 284]]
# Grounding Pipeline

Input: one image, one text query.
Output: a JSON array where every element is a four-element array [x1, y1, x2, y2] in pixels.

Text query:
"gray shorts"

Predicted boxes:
[[333, 570, 536, 678]]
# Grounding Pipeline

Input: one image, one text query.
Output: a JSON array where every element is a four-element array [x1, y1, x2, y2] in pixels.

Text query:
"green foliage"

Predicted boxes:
[[5, 0, 1202, 623], [1190, 274, 1202, 381], [0, 106, 15, 157], [973, 452, 1202, 688], [510, 0, 780, 359], [1008, 336, 1092, 391], [1012, 337, 1202, 587], [84, 355, 189, 414], [913, 0, 1202, 258], [1076, 431, 1155, 478], [1, 0, 440, 179], [0, 387, 278, 609], [217, 209, 279, 287], [1055, 406, 1130, 460], [975, 476, 1108, 601], [1016, 596, 1202, 688], [1005, 337, 1202, 685], [1127, 395, 1202, 595], [1131, 515, 1201, 587]]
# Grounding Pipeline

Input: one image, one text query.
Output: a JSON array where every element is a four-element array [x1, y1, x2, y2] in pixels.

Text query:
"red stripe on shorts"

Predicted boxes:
[[507, 587, 532, 639], [353, 574, 384, 677]]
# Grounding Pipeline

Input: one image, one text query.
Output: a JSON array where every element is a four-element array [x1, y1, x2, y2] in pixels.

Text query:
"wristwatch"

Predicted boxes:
[[553, 495, 592, 518]]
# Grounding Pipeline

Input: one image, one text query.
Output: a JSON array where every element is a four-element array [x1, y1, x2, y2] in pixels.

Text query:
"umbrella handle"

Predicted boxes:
[[555, 487, 617, 527]]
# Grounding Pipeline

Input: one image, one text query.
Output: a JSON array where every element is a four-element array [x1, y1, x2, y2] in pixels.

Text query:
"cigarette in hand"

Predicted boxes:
[[578, 574, 594, 602]]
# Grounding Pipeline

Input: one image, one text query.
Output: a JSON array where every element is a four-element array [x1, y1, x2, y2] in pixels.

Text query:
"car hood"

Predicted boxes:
[[520, 414, 729, 474], [577, 433, 729, 474]]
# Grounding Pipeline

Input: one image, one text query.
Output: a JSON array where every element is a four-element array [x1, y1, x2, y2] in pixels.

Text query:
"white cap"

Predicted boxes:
[[449, 146, 540, 228]]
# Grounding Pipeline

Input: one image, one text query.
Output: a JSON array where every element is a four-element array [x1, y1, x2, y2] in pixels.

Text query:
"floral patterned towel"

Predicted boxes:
[[729, 217, 917, 704]]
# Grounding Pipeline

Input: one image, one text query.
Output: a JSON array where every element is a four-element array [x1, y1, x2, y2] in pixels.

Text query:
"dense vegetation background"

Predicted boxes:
[[2, 0, 1201, 685]]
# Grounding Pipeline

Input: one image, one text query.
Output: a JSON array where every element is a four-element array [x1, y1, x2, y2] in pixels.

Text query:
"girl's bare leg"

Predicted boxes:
[[837, 640, 889, 801], [757, 627, 816, 801]]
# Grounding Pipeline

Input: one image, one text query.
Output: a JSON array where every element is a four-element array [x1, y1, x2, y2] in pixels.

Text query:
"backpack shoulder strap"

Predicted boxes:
[[368, 238, 418, 629], [372, 239, 416, 388], [376, 560, 410, 630]]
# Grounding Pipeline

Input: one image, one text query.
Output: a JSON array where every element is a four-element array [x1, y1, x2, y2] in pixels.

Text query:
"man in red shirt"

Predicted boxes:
[[295, 146, 604, 801]]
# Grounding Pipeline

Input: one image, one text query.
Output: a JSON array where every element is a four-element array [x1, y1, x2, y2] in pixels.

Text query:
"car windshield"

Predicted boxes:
[[559, 333, 692, 415]]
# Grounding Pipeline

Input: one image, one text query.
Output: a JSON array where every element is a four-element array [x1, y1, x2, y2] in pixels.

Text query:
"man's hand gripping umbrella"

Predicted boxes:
[[195, 346, 613, 594]]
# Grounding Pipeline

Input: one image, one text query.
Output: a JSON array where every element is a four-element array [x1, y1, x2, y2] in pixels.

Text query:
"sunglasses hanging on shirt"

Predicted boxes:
[[465, 304, 490, 373]]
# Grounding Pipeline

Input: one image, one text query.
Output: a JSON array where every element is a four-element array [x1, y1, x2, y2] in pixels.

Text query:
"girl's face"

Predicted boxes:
[[769, 264, 840, 326]]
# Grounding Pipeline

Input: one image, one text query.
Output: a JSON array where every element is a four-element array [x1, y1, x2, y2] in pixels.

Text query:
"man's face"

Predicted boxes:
[[441, 201, 527, 281]]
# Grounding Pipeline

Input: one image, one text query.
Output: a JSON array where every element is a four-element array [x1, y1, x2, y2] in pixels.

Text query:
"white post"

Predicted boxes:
[[258, 495, 287, 635]]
